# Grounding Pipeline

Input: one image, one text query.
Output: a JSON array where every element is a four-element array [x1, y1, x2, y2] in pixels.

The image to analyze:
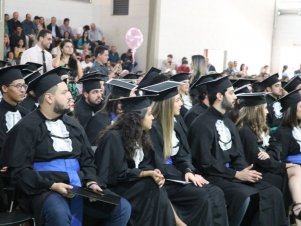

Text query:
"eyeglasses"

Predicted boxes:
[[8, 84, 28, 91]]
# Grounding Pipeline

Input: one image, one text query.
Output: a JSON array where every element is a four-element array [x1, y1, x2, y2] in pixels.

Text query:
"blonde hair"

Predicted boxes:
[[190, 55, 207, 84], [236, 104, 268, 142], [152, 97, 175, 159]]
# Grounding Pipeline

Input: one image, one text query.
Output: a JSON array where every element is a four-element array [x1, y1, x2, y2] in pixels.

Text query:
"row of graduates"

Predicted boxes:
[[0, 61, 301, 226]]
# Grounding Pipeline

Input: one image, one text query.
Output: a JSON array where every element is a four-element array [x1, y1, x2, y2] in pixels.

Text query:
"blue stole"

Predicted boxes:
[[110, 112, 117, 123], [225, 162, 230, 168], [165, 158, 173, 165], [287, 153, 301, 164], [33, 159, 83, 226]]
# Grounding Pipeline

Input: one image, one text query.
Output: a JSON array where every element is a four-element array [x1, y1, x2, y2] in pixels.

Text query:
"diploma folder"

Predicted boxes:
[[68, 185, 120, 206]]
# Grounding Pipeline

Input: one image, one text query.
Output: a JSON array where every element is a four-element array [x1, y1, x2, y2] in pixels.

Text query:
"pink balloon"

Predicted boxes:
[[125, 28, 144, 50]]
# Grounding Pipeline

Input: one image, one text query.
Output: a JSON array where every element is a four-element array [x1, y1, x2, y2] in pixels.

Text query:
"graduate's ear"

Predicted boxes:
[[44, 93, 55, 104], [1, 85, 8, 93], [266, 87, 272, 92], [83, 91, 89, 99], [216, 92, 223, 101]]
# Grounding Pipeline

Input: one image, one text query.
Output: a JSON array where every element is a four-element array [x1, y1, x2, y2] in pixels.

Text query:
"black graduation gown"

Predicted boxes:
[[94, 129, 175, 226], [85, 111, 112, 146], [188, 107, 287, 226], [274, 126, 301, 160], [266, 95, 283, 131], [0, 99, 29, 157], [184, 102, 208, 128], [74, 96, 103, 128], [2, 110, 100, 225], [150, 117, 228, 226], [19, 94, 38, 112], [238, 126, 290, 208]]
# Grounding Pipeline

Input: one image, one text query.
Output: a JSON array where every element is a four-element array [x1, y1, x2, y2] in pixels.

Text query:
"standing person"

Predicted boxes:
[[274, 89, 301, 225], [1, 68, 131, 226], [150, 82, 229, 226], [261, 73, 285, 132], [94, 95, 185, 226], [74, 72, 106, 128], [21, 29, 53, 73], [188, 76, 287, 226], [52, 39, 83, 100], [0, 65, 29, 156]]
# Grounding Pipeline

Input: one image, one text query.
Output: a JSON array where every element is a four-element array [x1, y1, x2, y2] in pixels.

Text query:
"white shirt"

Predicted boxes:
[[20, 45, 53, 72], [81, 61, 93, 69]]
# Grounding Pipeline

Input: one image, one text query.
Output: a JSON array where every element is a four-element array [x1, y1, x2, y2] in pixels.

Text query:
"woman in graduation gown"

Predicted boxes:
[[170, 73, 192, 117], [274, 89, 301, 224], [149, 82, 228, 226], [94, 95, 184, 226], [235, 93, 290, 207]]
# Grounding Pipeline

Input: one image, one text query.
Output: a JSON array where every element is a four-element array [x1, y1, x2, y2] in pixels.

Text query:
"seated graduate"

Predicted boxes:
[[19, 62, 42, 111], [170, 73, 192, 117], [85, 79, 136, 146], [149, 81, 229, 226], [260, 74, 285, 133], [1, 68, 131, 226], [235, 93, 291, 207], [184, 73, 221, 127], [0, 65, 30, 156], [274, 89, 301, 224], [74, 72, 107, 128], [94, 95, 185, 226], [188, 76, 287, 226]]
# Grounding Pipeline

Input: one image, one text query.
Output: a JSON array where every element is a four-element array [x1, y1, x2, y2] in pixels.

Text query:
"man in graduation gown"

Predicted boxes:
[[74, 72, 106, 128], [85, 79, 137, 146], [0, 65, 29, 156], [188, 76, 287, 226], [184, 73, 221, 127], [261, 73, 284, 132], [1, 68, 131, 226]]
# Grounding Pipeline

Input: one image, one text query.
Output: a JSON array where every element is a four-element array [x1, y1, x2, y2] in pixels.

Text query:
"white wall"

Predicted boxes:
[[271, 13, 301, 77], [155, 0, 275, 75], [4, 0, 150, 71]]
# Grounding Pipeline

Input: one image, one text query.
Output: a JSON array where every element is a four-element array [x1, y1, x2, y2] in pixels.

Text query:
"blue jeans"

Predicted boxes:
[[42, 193, 131, 226]]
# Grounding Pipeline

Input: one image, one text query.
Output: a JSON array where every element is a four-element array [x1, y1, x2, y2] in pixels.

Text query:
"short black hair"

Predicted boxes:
[[94, 45, 108, 57], [208, 89, 227, 106], [64, 18, 70, 23], [37, 29, 51, 40]]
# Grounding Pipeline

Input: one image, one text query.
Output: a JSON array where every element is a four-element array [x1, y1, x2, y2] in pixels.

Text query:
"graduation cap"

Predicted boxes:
[[27, 67, 65, 97], [170, 72, 190, 82], [0, 65, 29, 85], [141, 81, 180, 101], [236, 92, 267, 107], [122, 73, 140, 80], [232, 78, 256, 89], [0, 60, 9, 68], [283, 76, 301, 93], [25, 62, 43, 71], [261, 73, 280, 89], [201, 76, 233, 96], [106, 79, 137, 97], [77, 72, 106, 92], [191, 73, 223, 90], [111, 95, 155, 113], [252, 81, 265, 93], [277, 88, 301, 112], [137, 67, 161, 88], [80, 71, 108, 82], [234, 84, 252, 95]]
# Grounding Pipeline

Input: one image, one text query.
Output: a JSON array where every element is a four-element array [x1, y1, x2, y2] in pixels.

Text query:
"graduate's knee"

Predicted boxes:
[[111, 197, 131, 222], [42, 193, 71, 225]]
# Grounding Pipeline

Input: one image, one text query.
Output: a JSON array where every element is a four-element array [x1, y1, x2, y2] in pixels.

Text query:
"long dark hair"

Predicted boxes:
[[97, 108, 152, 159], [281, 105, 301, 128], [60, 39, 78, 72]]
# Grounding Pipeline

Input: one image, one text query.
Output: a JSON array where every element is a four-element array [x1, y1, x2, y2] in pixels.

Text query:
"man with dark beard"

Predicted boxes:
[[74, 72, 106, 128], [188, 76, 287, 226], [1, 68, 131, 226]]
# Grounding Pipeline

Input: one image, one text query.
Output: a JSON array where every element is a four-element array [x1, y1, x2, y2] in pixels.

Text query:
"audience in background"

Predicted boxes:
[[108, 45, 120, 67]]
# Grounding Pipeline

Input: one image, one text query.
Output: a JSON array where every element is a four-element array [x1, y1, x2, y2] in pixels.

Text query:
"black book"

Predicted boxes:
[[68, 185, 120, 206]]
